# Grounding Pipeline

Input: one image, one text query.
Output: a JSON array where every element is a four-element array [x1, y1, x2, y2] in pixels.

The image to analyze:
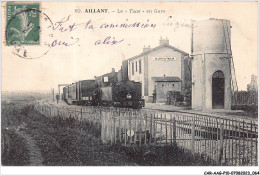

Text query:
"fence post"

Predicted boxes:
[[254, 121, 257, 166], [134, 115, 137, 145], [238, 120, 241, 166], [218, 123, 224, 165], [154, 114, 157, 146], [104, 111, 108, 143], [173, 116, 176, 144], [191, 116, 195, 154], [114, 116, 116, 144], [124, 112, 127, 146], [119, 111, 121, 143], [165, 114, 167, 145], [129, 113, 132, 145], [100, 110, 104, 142], [81, 108, 83, 120], [144, 113, 147, 146], [109, 114, 113, 145], [149, 114, 153, 146]]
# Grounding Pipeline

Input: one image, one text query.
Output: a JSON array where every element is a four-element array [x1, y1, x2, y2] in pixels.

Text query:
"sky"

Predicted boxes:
[[1, 1, 258, 92]]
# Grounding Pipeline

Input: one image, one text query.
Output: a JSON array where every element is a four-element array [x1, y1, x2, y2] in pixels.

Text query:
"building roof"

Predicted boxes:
[[152, 77, 182, 82], [127, 44, 189, 61]]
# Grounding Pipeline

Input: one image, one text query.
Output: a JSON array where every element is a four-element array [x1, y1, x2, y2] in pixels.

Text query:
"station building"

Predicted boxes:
[[124, 38, 190, 103]]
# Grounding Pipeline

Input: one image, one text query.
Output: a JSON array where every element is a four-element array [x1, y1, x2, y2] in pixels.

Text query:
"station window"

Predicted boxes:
[[136, 61, 138, 72], [104, 76, 108, 83], [132, 62, 134, 75], [139, 60, 142, 74]]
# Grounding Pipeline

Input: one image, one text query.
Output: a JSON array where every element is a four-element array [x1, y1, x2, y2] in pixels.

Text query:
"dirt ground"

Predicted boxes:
[[1, 92, 205, 166]]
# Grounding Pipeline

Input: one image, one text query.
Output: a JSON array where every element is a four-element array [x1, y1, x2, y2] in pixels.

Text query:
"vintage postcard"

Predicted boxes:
[[1, 1, 259, 175]]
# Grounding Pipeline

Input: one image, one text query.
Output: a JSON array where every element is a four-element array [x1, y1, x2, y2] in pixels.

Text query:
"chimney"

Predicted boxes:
[[143, 45, 151, 53], [112, 68, 115, 73], [159, 37, 169, 46]]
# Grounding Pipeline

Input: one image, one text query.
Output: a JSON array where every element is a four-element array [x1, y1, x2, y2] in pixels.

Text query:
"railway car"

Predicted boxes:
[[66, 80, 99, 105], [62, 86, 68, 101], [76, 80, 99, 105], [67, 83, 77, 104]]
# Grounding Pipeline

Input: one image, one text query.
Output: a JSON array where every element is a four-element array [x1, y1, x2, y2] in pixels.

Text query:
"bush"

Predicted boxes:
[[231, 104, 258, 115]]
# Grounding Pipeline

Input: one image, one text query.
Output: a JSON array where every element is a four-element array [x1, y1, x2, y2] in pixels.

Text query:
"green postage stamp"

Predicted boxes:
[[6, 3, 40, 45]]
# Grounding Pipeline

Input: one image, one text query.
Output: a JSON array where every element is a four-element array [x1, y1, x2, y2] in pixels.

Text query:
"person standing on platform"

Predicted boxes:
[[152, 90, 156, 103], [56, 94, 60, 103]]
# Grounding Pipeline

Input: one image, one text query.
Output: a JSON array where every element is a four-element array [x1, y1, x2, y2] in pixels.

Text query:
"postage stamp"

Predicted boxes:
[[6, 3, 40, 45]]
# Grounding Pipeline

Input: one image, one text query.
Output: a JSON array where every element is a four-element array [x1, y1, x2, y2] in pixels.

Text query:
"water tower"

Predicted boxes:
[[191, 18, 237, 110]]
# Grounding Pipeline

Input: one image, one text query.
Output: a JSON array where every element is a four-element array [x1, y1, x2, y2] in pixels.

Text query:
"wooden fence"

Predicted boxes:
[[34, 102, 258, 166], [100, 110, 177, 147], [173, 113, 258, 166], [34, 102, 102, 137]]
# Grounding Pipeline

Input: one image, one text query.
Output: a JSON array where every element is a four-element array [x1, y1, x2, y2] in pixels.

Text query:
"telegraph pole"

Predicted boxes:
[[52, 88, 55, 102]]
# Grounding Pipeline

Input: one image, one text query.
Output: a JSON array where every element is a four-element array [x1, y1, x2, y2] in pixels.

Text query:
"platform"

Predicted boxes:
[[144, 103, 258, 122]]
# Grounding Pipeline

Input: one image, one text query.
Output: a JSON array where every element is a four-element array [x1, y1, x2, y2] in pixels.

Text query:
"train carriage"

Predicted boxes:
[[66, 80, 99, 105], [62, 86, 68, 101], [67, 83, 77, 104], [76, 80, 99, 105]]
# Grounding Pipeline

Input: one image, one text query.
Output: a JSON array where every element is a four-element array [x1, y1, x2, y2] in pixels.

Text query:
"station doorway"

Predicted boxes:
[[212, 71, 225, 109]]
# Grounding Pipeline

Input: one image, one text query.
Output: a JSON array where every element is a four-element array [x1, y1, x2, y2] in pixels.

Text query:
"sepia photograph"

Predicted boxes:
[[1, 1, 259, 175]]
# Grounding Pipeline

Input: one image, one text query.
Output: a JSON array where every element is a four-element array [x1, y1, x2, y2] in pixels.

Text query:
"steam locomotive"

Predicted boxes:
[[62, 61, 145, 109]]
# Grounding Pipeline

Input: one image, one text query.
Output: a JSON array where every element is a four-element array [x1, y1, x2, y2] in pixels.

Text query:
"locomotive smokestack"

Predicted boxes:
[[122, 60, 128, 81], [117, 67, 123, 82]]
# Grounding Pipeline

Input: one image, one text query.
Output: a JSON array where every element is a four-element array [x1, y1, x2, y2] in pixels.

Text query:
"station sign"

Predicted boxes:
[[153, 57, 176, 61]]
